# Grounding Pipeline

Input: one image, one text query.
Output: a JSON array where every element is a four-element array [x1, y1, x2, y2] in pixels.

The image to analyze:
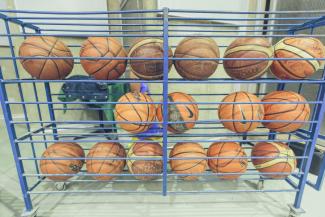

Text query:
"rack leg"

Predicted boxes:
[[256, 176, 264, 190], [21, 207, 38, 217], [288, 205, 305, 217]]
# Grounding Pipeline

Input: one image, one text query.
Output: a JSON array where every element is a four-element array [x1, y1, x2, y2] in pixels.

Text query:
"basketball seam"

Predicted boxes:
[[40, 36, 71, 53], [243, 92, 254, 131], [37, 39, 59, 79]]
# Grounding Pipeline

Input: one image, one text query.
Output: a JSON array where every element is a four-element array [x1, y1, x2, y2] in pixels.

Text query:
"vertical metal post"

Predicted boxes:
[[35, 28, 59, 141], [294, 79, 325, 208], [0, 68, 33, 211], [162, 7, 169, 196]]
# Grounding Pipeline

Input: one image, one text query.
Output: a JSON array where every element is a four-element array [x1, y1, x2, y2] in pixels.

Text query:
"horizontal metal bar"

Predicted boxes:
[[8, 16, 163, 21], [25, 22, 163, 27], [167, 189, 298, 194], [15, 139, 311, 144], [2, 33, 325, 38], [2, 78, 325, 84], [0, 13, 40, 31], [19, 155, 307, 161], [168, 9, 325, 14], [6, 101, 320, 105], [168, 16, 319, 21], [16, 123, 53, 141]]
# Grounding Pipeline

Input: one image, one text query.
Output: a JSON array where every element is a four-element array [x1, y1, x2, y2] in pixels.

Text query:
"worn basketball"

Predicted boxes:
[[115, 91, 156, 134], [156, 92, 199, 133], [218, 92, 264, 133], [40, 142, 84, 181], [174, 37, 220, 80], [128, 38, 173, 80], [252, 142, 296, 179], [19, 36, 74, 79], [271, 37, 325, 79], [262, 91, 310, 132], [86, 142, 126, 181], [223, 38, 273, 80], [207, 142, 248, 180], [127, 141, 163, 180], [80, 37, 127, 80], [169, 142, 207, 180]]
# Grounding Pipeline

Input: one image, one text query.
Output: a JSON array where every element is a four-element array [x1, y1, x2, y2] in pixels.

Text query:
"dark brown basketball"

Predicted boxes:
[[80, 37, 127, 80], [114, 91, 156, 134], [262, 91, 310, 132], [19, 36, 74, 79], [127, 141, 163, 180], [218, 91, 264, 133], [174, 37, 220, 80], [156, 92, 199, 133], [128, 38, 173, 80], [252, 142, 296, 179], [40, 142, 84, 181], [223, 37, 273, 80], [169, 142, 207, 180], [271, 37, 325, 79], [86, 142, 126, 181], [207, 142, 248, 180]]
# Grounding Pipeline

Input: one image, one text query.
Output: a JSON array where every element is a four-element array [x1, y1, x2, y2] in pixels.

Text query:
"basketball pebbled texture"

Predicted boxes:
[[40, 142, 84, 181], [218, 91, 265, 133], [207, 142, 248, 180], [174, 37, 220, 80], [19, 36, 74, 79], [169, 142, 207, 180], [271, 37, 325, 79], [80, 37, 127, 80], [128, 38, 173, 80], [223, 37, 273, 80], [156, 92, 199, 134], [252, 142, 296, 179], [114, 91, 156, 134], [262, 91, 310, 132], [86, 142, 126, 181], [127, 141, 163, 180]]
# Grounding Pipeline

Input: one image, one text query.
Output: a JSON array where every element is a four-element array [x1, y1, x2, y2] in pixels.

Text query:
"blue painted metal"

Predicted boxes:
[[1, 8, 325, 215]]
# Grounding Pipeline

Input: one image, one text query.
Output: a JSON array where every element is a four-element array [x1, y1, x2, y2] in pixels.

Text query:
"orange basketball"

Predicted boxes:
[[115, 91, 156, 134], [262, 91, 310, 132], [86, 142, 126, 181], [169, 142, 207, 180], [128, 38, 173, 80], [156, 92, 199, 133], [252, 142, 296, 179], [40, 142, 84, 181], [207, 142, 248, 180], [80, 37, 127, 80], [19, 36, 74, 79], [223, 37, 273, 80], [174, 37, 220, 80], [218, 91, 264, 133], [127, 141, 163, 180], [271, 37, 325, 79]]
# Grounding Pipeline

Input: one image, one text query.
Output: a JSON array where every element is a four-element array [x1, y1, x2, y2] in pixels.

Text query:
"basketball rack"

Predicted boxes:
[[1, 8, 325, 217]]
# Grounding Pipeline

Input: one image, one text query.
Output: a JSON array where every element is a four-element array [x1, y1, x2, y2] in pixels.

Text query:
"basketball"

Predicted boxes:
[[156, 92, 199, 133], [40, 142, 84, 181], [271, 37, 325, 79], [169, 142, 207, 180], [252, 142, 296, 179], [174, 37, 220, 80], [128, 38, 173, 80], [80, 37, 127, 80], [262, 91, 310, 132], [86, 142, 126, 181], [207, 142, 248, 180], [218, 91, 264, 133], [127, 141, 163, 180], [223, 38, 273, 80], [115, 91, 156, 134], [19, 36, 74, 79]]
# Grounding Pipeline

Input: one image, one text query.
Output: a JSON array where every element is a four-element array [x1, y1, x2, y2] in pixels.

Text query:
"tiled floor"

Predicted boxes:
[[0, 123, 324, 217]]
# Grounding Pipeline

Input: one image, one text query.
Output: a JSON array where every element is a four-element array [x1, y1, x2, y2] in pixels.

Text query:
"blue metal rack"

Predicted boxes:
[[0, 8, 325, 217]]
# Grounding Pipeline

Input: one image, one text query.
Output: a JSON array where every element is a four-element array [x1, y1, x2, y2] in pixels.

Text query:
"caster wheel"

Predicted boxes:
[[257, 180, 264, 190], [55, 182, 67, 191]]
